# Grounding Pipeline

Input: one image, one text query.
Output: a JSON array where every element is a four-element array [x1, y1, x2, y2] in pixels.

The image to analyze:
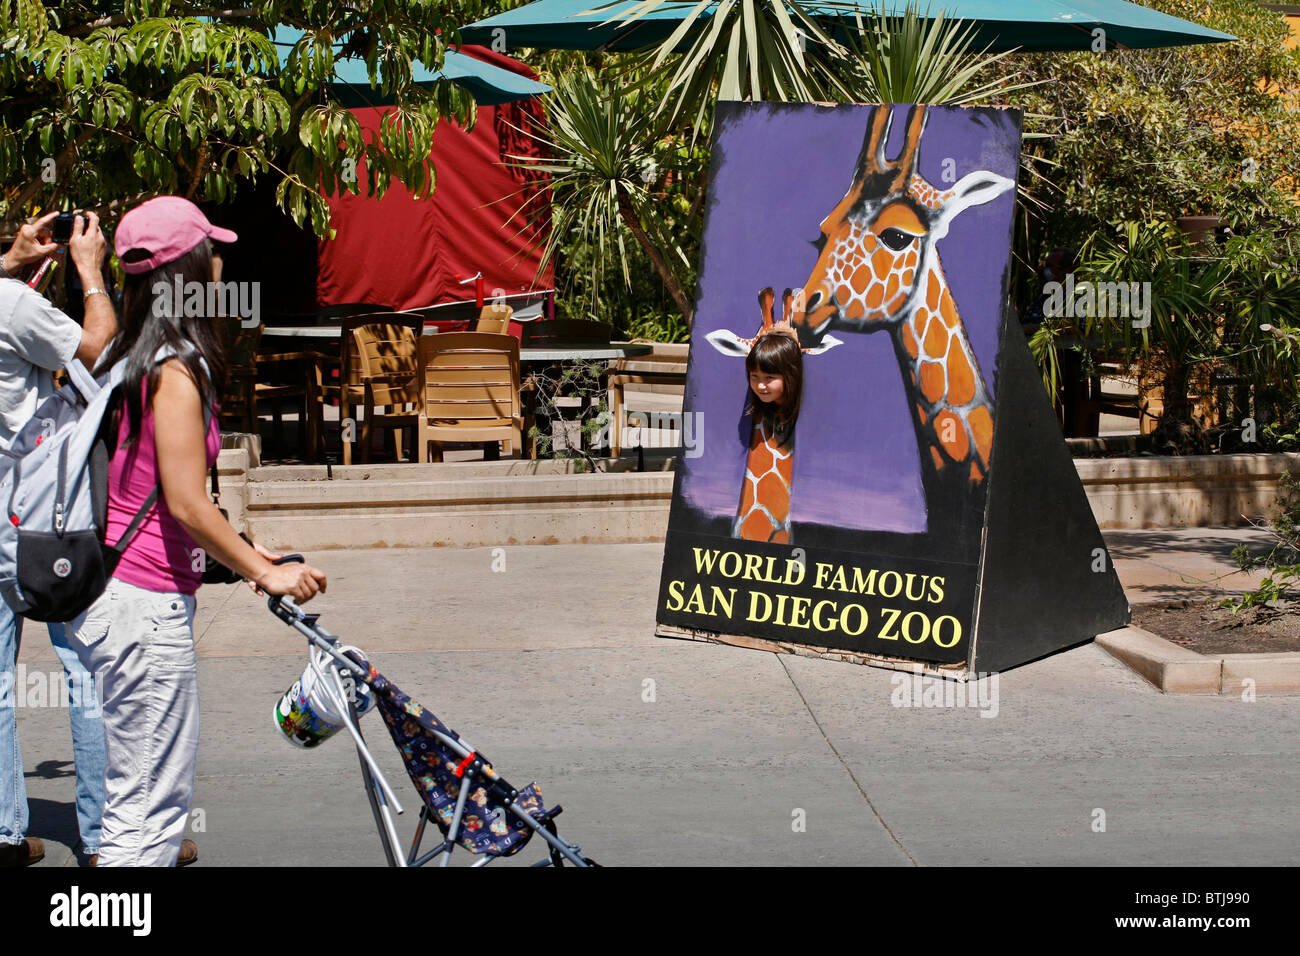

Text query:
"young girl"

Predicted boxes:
[[71, 196, 327, 867], [736, 328, 803, 544]]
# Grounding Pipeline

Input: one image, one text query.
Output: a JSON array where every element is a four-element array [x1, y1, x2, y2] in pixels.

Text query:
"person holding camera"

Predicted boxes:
[[0, 210, 118, 866]]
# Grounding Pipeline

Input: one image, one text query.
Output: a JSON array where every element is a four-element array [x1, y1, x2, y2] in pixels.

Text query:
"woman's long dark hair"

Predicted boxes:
[[745, 332, 803, 438], [98, 240, 227, 446]]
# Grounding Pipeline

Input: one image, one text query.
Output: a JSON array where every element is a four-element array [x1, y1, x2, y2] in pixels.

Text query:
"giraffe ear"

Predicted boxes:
[[803, 333, 843, 355], [932, 170, 1016, 241], [706, 329, 753, 357]]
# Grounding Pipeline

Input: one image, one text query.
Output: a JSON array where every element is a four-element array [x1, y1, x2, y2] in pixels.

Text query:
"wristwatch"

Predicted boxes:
[[0, 253, 19, 280]]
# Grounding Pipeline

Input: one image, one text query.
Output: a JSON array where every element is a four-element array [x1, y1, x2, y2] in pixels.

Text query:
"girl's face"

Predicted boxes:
[[749, 369, 785, 405]]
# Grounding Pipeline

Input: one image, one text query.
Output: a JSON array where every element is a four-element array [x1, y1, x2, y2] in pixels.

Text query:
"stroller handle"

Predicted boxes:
[[265, 555, 370, 682]]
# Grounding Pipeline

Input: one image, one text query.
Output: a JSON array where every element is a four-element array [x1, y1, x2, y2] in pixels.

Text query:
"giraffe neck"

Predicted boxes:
[[892, 261, 994, 484], [734, 414, 794, 544]]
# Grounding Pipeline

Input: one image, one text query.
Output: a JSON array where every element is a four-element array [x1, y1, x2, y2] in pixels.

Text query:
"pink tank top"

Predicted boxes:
[[104, 379, 221, 595]]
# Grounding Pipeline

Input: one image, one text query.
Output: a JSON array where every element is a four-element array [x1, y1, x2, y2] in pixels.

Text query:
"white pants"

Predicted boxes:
[[69, 578, 199, 866]]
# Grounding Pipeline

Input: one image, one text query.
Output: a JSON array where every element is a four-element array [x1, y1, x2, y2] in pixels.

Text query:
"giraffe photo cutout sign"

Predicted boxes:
[[657, 102, 1128, 677]]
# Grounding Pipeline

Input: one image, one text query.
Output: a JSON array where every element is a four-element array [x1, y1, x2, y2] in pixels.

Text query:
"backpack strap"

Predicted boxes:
[[2, 446, 21, 528], [64, 360, 99, 404]]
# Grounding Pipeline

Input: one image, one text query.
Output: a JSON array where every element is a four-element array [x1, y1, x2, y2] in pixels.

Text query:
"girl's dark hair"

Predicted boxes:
[[98, 240, 227, 447], [745, 332, 803, 435]]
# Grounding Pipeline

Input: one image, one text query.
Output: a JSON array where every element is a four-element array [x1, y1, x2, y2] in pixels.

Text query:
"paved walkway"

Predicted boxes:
[[13, 527, 1298, 866]]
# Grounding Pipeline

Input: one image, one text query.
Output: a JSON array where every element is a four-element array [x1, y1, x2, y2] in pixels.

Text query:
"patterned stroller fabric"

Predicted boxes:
[[370, 671, 552, 857]]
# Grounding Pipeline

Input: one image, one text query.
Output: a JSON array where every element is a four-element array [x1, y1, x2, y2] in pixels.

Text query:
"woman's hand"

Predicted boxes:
[[243, 542, 328, 603], [252, 560, 327, 604]]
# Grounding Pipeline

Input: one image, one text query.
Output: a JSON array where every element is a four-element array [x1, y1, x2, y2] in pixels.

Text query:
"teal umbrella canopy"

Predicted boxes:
[[272, 27, 551, 105], [458, 0, 1234, 53]]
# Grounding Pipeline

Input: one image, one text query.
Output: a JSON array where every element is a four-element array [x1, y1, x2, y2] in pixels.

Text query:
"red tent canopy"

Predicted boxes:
[[316, 47, 553, 312]]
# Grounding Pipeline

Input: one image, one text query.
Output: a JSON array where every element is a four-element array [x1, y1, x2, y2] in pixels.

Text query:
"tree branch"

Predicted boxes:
[[0, 190, 160, 237], [1, 127, 97, 221], [66, 8, 257, 36]]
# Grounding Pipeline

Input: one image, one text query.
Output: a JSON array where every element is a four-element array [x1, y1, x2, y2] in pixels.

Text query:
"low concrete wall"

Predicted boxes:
[[245, 463, 672, 549], [1077, 453, 1297, 529], [228, 451, 1298, 549]]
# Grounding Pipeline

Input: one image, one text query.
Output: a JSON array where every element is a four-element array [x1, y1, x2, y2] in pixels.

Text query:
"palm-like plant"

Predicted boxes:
[[839, 6, 1033, 104], [506, 66, 698, 326], [1066, 221, 1300, 447], [593, 1, 1031, 133], [593, 0, 848, 138]]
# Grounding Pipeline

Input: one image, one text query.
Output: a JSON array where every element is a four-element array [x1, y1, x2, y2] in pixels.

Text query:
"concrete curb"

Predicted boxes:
[[1095, 625, 1300, 695]]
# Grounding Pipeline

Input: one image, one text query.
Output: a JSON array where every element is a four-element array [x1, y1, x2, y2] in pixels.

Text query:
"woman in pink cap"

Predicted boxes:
[[70, 196, 327, 867]]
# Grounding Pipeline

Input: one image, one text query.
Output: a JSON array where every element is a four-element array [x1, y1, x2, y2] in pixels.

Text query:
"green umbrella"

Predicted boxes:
[[458, 0, 1234, 52], [273, 27, 551, 105]]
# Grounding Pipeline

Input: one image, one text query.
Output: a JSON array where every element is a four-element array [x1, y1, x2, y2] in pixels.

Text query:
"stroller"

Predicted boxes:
[[266, 560, 598, 867]]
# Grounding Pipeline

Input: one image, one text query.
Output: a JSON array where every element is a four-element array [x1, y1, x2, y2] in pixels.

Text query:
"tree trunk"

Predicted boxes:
[[615, 183, 695, 331]]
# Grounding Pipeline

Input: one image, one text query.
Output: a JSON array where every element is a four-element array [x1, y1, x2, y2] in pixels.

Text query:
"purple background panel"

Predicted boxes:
[[680, 102, 1020, 534]]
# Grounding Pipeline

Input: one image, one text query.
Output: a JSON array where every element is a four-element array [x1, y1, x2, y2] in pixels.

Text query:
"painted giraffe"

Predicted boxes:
[[787, 104, 1014, 505], [707, 288, 840, 544]]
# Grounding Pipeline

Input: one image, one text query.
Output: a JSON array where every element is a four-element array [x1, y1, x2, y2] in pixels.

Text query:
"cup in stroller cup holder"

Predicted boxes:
[[274, 647, 375, 748]]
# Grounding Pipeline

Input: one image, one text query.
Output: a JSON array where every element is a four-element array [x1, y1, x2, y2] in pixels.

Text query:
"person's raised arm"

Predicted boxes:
[[152, 360, 327, 602], [66, 212, 117, 369]]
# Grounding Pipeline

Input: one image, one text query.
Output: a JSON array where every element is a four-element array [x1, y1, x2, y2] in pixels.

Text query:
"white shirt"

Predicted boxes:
[[0, 278, 82, 449]]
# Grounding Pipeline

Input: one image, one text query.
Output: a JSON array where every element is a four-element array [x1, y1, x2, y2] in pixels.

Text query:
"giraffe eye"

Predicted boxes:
[[878, 227, 917, 252]]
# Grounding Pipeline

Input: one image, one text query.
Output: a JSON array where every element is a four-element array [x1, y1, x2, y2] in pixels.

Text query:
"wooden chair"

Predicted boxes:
[[608, 342, 689, 456], [306, 312, 423, 463], [216, 319, 311, 452], [352, 322, 422, 463], [217, 319, 260, 434], [474, 303, 514, 334], [415, 332, 523, 462]]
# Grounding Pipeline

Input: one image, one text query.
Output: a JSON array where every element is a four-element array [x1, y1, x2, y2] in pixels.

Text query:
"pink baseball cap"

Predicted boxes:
[[114, 196, 237, 274]]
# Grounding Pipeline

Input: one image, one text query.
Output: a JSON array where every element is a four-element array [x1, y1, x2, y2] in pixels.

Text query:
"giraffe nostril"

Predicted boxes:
[[805, 291, 823, 313]]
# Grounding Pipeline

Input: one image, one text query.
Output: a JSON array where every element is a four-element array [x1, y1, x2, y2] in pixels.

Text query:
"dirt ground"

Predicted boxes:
[[1132, 600, 1300, 655]]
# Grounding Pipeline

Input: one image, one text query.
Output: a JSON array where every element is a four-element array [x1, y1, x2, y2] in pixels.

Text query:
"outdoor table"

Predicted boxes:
[[261, 325, 441, 339], [518, 344, 653, 457], [258, 328, 653, 456], [260, 325, 655, 362], [520, 344, 652, 362]]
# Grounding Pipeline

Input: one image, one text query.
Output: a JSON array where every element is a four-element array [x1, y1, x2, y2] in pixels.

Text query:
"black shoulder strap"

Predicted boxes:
[[108, 486, 160, 555]]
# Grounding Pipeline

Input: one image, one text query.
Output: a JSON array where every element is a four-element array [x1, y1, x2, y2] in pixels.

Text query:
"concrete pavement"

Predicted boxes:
[[13, 527, 1298, 866]]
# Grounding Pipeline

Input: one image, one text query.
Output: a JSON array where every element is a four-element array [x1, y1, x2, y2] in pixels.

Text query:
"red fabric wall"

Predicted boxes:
[[316, 47, 552, 310]]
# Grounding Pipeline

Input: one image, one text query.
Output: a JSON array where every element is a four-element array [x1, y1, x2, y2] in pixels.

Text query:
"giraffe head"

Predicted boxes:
[[790, 105, 1015, 349]]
